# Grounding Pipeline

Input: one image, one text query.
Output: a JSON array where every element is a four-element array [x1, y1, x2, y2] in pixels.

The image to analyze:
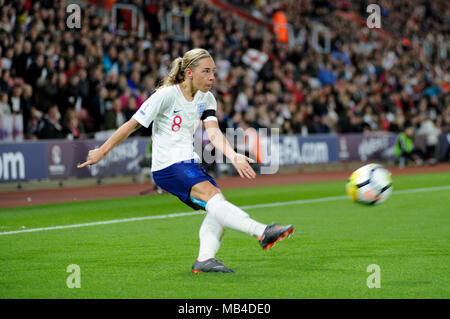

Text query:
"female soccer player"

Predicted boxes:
[[78, 48, 294, 273]]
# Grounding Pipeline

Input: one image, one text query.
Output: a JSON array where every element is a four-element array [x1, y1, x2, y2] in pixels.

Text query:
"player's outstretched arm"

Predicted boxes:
[[204, 121, 256, 179], [77, 118, 142, 168]]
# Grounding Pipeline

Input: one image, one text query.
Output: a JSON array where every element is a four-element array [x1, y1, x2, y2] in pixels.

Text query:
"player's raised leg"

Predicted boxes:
[[191, 181, 266, 237], [191, 181, 295, 251]]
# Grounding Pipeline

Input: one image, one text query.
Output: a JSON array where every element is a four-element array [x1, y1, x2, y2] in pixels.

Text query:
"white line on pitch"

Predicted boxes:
[[1, 185, 449, 236]]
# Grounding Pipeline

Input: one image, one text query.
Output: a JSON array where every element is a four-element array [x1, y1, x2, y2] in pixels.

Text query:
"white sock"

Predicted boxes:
[[205, 193, 266, 238], [197, 213, 224, 261]]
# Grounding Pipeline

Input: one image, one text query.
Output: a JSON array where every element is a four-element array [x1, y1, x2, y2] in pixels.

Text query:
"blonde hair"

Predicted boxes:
[[158, 48, 212, 88]]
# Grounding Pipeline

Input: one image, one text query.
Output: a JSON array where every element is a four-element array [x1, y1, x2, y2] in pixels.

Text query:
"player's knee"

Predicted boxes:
[[198, 186, 222, 203], [191, 181, 222, 202], [207, 188, 221, 200]]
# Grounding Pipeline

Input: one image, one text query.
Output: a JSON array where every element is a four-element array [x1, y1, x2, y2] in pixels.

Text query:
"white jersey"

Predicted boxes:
[[132, 84, 217, 171]]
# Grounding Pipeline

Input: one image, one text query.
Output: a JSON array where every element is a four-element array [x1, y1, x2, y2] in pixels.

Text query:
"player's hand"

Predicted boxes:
[[77, 148, 105, 168], [232, 153, 256, 179]]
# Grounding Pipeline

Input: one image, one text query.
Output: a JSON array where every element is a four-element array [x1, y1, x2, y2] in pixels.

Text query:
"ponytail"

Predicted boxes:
[[157, 48, 212, 89], [159, 57, 184, 88]]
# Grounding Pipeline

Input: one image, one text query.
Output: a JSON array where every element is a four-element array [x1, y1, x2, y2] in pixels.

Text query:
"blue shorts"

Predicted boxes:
[[152, 159, 218, 210]]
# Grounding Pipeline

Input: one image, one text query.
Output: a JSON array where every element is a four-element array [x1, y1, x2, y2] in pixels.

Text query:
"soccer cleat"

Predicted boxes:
[[191, 258, 235, 273], [258, 224, 295, 250]]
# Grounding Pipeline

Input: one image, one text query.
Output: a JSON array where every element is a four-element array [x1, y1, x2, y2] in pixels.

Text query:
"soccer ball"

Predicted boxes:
[[346, 163, 393, 205]]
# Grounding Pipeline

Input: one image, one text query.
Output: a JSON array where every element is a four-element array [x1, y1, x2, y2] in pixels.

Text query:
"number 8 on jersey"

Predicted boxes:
[[172, 115, 182, 132]]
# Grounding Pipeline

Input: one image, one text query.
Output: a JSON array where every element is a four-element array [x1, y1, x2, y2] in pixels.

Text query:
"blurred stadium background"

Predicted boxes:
[[0, 0, 449, 300], [0, 0, 449, 191]]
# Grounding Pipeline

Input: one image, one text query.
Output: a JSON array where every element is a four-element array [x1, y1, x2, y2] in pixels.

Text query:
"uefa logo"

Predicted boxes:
[[51, 145, 62, 165], [49, 145, 66, 175]]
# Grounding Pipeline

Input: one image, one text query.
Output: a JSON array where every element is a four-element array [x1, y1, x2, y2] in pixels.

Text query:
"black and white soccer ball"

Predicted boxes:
[[346, 163, 393, 205]]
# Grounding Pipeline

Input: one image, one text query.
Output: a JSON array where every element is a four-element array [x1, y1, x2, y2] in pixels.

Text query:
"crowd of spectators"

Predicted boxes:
[[0, 0, 448, 144]]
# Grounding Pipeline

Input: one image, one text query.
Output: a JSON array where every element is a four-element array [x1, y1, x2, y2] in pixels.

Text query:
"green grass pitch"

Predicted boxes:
[[0, 172, 449, 299]]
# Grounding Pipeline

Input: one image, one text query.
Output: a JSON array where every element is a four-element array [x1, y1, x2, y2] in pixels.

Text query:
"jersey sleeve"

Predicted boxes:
[[201, 92, 218, 123], [132, 89, 166, 128]]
